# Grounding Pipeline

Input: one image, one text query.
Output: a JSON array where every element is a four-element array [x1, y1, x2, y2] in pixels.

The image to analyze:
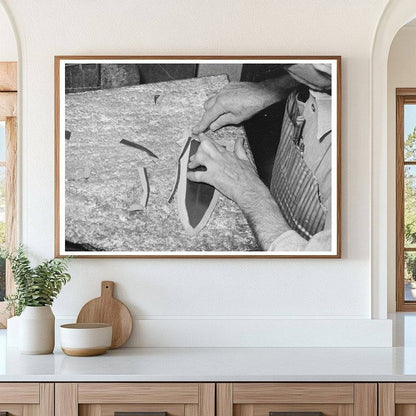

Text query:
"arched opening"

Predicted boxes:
[[387, 19, 416, 313], [0, 0, 18, 327], [371, 0, 416, 320]]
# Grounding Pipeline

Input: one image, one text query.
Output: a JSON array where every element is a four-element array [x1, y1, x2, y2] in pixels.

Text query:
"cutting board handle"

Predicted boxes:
[[101, 281, 115, 298]]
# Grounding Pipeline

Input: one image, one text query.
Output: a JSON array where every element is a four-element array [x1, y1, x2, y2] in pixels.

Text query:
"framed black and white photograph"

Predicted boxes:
[[55, 56, 341, 258]]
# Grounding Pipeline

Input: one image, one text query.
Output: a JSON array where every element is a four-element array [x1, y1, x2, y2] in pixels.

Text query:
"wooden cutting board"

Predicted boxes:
[[76, 281, 133, 349]]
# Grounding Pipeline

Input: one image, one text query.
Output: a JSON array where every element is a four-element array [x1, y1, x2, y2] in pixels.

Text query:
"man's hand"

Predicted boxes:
[[187, 135, 263, 208], [187, 134, 291, 250], [192, 82, 280, 134], [192, 75, 300, 134]]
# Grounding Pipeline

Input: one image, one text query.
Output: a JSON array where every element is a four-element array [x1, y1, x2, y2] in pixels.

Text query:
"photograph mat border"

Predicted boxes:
[[55, 56, 341, 258]]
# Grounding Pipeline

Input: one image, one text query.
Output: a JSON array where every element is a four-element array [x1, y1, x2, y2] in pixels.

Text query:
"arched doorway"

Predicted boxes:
[[0, 0, 18, 327], [371, 0, 416, 319]]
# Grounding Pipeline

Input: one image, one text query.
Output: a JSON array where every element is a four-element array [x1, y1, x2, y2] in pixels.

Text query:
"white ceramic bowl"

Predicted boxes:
[[60, 323, 112, 356]]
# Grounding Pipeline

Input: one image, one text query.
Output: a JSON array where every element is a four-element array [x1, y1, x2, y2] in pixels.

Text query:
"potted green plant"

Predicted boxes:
[[1, 245, 71, 354]]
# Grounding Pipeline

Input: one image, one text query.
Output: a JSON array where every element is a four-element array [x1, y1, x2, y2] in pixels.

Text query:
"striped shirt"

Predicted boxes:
[[268, 64, 332, 251]]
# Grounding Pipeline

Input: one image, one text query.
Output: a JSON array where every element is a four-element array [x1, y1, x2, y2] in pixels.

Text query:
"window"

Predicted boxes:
[[397, 89, 416, 310], [0, 62, 17, 327]]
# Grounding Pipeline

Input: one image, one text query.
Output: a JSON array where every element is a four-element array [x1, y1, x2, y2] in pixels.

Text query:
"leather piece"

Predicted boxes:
[[177, 136, 219, 235], [168, 136, 192, 203], [186, 140, 215, 228], [120, 138, 159, 159]]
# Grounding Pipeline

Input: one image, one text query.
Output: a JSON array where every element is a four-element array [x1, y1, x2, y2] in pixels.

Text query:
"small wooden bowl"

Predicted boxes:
[[60, 323, 112, 357]]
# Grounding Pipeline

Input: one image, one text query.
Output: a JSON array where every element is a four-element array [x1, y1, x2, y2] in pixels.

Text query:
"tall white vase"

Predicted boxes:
[[19, 306, 55, 354]]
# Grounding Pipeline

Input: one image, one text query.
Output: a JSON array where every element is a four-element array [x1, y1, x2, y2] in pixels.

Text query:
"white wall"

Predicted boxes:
[[1, 0, 393, 346], [387, 25, 416, 312], [0, 3, 17, 61]]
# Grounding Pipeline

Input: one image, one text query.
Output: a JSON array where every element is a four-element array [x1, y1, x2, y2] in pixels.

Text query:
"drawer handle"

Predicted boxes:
[[270, 413, 324, 416], [115, 412, 167, 416]]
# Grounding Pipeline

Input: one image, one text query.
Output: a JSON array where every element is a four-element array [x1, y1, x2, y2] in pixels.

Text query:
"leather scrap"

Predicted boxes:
[[120, 139, 159, 159], [128, 166, 149, 211]]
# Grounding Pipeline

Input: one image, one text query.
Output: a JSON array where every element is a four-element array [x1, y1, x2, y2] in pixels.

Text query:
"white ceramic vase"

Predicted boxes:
[[19, 306, 55, 354]]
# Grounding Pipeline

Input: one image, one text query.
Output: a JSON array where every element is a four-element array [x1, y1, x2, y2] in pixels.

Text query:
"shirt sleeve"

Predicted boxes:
[[268, 229, 332, 252], [285, 64, 332, 92]]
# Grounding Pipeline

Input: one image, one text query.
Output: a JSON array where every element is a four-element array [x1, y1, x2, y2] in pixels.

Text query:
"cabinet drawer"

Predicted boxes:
[[0, 383, 53, 416], [78, 383, 200, 404], [80, 403, 184, 416], [218, 383, 376, 416], [56, 383, 215, 416], [379, 383, 416, 416], [0, 383, 39, 404]]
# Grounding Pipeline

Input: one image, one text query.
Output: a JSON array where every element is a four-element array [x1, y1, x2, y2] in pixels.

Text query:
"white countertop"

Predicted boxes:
[[1, 329, 416, 382]]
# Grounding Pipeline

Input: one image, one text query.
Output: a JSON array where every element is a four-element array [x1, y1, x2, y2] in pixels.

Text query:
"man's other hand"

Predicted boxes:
[[192, 82, 278, 134]]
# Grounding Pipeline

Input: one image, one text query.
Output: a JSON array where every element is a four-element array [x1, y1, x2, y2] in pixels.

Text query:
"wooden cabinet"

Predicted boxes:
[[379, 383, 416, 416], [0, 383, 53, 416], [55, 383, 215, 416], [217, 383, 377, 416], [0, 381, 384, 416]]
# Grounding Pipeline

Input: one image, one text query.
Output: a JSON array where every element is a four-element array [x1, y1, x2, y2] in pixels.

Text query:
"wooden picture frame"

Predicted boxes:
[[55, 56, 341, 258]]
